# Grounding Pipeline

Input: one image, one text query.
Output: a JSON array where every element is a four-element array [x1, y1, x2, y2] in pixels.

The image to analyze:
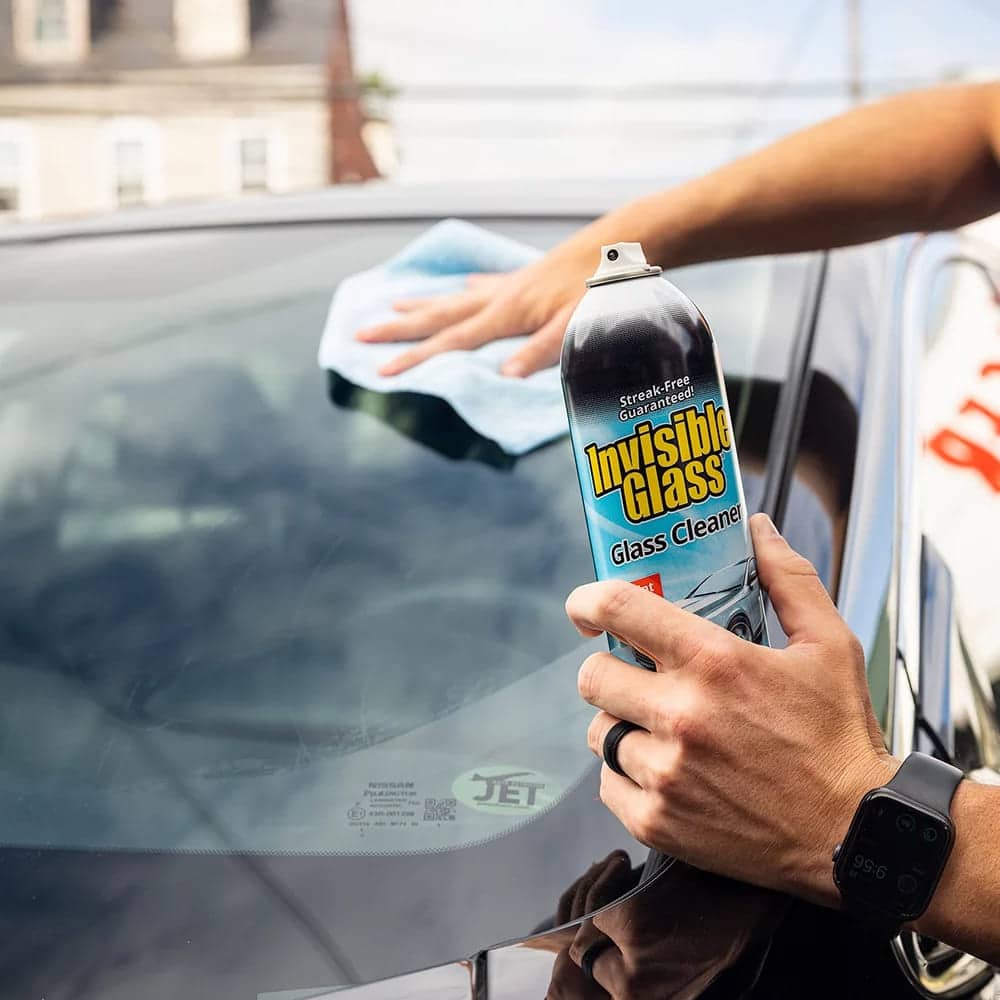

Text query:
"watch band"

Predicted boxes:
[[849, 909, 906, 939], [886, 752, 963, 816], [835, 752, 964, 936]]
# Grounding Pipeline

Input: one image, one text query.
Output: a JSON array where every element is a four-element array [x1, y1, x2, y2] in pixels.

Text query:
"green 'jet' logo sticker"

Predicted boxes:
[[452, 765, 556, 816]]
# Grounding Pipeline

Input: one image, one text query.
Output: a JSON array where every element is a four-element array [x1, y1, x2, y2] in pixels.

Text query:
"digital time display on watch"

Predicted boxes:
[[834, 788, 954, 920]]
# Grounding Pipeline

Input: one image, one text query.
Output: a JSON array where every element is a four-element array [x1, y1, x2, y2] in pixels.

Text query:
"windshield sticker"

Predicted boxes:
[[452, 766, 557, 816], [344, 780, 460, 839]]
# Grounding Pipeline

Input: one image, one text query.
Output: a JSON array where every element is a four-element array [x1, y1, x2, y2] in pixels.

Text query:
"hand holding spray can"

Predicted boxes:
[[561, 242, 768, 665]]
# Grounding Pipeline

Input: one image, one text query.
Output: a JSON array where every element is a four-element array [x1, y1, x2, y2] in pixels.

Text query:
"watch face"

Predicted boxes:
[[835, 789, 954, 920]]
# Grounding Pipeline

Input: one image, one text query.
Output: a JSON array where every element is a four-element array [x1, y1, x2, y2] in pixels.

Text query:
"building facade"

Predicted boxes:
[[0, 0, 344, 222]]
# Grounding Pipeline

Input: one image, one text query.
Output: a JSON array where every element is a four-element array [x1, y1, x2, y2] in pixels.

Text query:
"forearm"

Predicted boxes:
[[911, 778, 1000, 964], [565, 83, 1000, 269]]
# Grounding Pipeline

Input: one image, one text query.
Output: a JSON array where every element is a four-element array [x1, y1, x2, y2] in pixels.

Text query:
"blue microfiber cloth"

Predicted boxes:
[[317, 218, 568, 455]]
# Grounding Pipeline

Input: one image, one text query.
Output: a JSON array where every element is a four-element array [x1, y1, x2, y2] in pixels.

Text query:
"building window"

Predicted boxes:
[[0, 141, 20, 216], [239, 136, 269, 193], [13, 0, 88, 64], [113, 138, 147, 207], [223, 123, 288, 199], [34, 0, 69, 42], [101, 119, 162, 211]]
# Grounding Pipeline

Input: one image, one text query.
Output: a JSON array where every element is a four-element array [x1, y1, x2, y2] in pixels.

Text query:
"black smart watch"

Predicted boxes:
[[833, 752, 963, 935]]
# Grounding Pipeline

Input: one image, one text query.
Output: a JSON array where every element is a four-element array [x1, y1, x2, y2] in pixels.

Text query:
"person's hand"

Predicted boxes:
[[544, 851, 639, 1000], [354, 243, 594, 378], [543, 852, 785, 999], [565, 513, 898, 908], [567, 863, 786, 1000]]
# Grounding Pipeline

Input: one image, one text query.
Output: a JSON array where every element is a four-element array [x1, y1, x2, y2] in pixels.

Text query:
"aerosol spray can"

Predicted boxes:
[[561, 242, 768, 666]]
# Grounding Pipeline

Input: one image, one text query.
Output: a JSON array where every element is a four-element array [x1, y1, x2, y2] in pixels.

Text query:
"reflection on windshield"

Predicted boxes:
[[491, 857, 787, 999], [329, 371, 516, 469], [0, 310, 600, 854]]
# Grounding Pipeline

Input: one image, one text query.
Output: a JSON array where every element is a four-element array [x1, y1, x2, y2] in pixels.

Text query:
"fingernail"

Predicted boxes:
[[356, 330, 375, 342], [501, 361, 525, 377], [756, 513, 779, 536], [378, 363, 400, 376]]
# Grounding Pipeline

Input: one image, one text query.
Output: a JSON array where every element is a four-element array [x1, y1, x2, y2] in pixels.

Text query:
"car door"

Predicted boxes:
[[892, 230, 1000, 999]]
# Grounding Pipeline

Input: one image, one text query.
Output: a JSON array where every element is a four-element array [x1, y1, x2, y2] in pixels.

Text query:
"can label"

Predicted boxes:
[[568, 369, 766, 646]]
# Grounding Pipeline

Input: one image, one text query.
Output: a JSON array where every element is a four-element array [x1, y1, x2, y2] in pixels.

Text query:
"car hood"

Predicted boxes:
[[675, 590, 736, 617]]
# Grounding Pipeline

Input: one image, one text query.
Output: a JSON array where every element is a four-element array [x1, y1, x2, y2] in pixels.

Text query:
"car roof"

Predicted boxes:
[[0, 178, 670, 244]]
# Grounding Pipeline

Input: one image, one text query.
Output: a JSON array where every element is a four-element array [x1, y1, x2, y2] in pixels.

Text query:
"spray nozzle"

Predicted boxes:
[[586, 242, 662, 287]]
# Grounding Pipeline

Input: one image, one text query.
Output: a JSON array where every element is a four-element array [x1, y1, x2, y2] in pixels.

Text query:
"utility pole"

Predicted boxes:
[[328, 0, 379, 184], [846, 0, 863, 105]]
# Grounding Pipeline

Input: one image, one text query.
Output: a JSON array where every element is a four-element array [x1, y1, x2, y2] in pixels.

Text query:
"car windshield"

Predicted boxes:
[[689, 560, 748, 597], [0, 217, 808, 994]]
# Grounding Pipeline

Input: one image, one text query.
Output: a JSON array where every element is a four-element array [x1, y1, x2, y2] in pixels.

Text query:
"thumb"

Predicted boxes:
[[749, 513, 842, 645]]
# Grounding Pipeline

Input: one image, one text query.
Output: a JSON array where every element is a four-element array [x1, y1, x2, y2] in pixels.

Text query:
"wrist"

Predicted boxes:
[[578, 195, 681, 269], [797, 750, 901, 908]]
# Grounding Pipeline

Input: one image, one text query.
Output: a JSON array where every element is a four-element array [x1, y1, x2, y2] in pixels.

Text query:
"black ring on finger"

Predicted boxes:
[[602, 720, 641, 778], [579, 937, 612, 983]]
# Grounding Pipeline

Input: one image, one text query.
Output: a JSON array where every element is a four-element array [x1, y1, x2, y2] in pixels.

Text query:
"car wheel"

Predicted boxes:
[[727, 613, 754, 642]]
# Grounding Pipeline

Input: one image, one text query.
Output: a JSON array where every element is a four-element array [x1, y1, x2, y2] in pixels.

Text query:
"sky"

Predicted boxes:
[[352, 0, 1000, 182]]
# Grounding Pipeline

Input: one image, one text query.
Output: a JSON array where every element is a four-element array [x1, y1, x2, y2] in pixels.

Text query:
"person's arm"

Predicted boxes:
[[913, 778, 1000, 961], [564, 514, 1000, 965], [359, 82, 1000, 376], [591, 81, 1000, 269]]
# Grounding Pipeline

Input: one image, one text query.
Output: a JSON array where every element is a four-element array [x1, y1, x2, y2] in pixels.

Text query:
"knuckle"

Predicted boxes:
[[501, 283, 528, 312], [436, 328, 467, 350], [426, 304, 458, 327], [594, 578, 635, 623], [649, 755, 678, 797], [655, 682, 709, 748], [815, 620, 863, 663], [694, 631, 735, 678], [518, 335, 545, 362], [842, 631, 865, 665], [540, 329, 563, 354], [586, 712, 605, 752], [556, 884, 576, 919], [577, 654, 604, 703], [598, 767, 614, 805], [784, 551, 820, 580], [668, 704, 702, 749], [632, 798, 662, 846], [646, 696, 675, 738]]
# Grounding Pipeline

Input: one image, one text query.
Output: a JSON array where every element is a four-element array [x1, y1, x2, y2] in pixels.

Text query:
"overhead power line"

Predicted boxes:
[[356, 77, 937, 100], [0, 77, 940, 103]]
